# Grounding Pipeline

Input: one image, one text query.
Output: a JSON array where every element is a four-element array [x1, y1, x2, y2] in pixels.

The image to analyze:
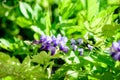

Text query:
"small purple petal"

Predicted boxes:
[[59, 44, 64, 51], [57, 34, 62, 41], [110, 52, 116, 57], [49, 47, 56, 55], [44, 44, 51, 50], [87, 44, 94, 50], [45, 36, 52, 44], [40, 44, 45, 50], [40, 35, 46, 43], [61, 36, 68, 43], [118, 40, 120, 45], [71, 44, 77, 51], [112, 52, 120, 61], [62, 46, 69, 53], [59, 44, 69, 53], [78, 48, 84, 56], [112, 42, 119, 52], [77, 38, 83, 46], [40, 43, 51, 50], [51, 36, 56, 40], [52, 39, 59, 47], [70, 39, 76, 45], [53, 41, 59, 47], [33, 40, 40, 44]]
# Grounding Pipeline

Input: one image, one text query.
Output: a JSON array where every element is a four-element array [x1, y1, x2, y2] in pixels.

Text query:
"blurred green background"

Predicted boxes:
[[0, 0, 119, 41], [0, 0, 120, 79]]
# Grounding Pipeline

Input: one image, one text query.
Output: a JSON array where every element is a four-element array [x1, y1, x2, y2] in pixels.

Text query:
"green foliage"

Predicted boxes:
[[0, 0, 120, 80], [19, 1, 33, 19], [102, 24, 118, 37], [16, 17, 32, 27], [0, 52, 49, 80]]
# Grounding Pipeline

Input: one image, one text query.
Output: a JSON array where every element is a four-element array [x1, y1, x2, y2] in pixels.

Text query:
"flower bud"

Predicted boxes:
[[78, 48, 84, 56], [87, 44, 93, 50], [70, 38, 76, 45], [77, 38, 83, 46]]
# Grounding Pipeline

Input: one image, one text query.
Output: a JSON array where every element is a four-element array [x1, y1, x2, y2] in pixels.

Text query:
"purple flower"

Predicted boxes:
[[110, 41, 120, 61], [49, 46, 56, 55], [52, 34, 68, 47], [40, 44, 45, 50], [61, 36, 68, 43], [77, 38, 83, 46], [59, 44, 69, 53], [71, 44, 77, 51], [33, 40, 40, 44], [45, 36, 52, 44], [78, 48, 84, 56], [33, 34, 69, 55], [52, 36, 59, 47], [57, 34, 62, 41], [39, 35, 47, 43], [70, 39, 76, 45], [58, 34, 67, 42], [59, 44, 65, 51], [111, 42, 120, 52], [61, 46, 69, 53], [111, 52, 120, 61], [87, 44, 93, 50]]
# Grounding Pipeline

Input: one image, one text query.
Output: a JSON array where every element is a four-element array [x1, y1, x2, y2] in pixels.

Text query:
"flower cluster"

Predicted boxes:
[[70, 38, 84, 55], [70, 38, 94, 56], [33, 34, 94, 56], [34, 34, 69, 55], [110, 41, 120, 61]]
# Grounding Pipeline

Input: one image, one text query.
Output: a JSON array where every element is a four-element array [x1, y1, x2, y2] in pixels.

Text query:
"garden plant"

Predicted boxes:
[[0, 0, 120, 80]]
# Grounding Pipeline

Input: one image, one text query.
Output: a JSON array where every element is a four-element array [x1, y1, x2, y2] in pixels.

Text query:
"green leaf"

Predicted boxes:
[[0, 52, 20, 64], [45, 10, 51, 35], [33, 3, 42, 21], [92, 54, 115, 67], [0, 52, 20, 78], [101, 72, 114, 80], [102, 24, 118, 37], [32, 51, 50, 65], [22, 56, 31, 67], [16, 17, 32, 28], [51, 64, 70, 80], [31, 25, 44, 35], [0, 39, 10, 50], [33, 33, 40, 40], [108, 0, 120, 5], [19, 1, 33, 19], [0, 52, 48, 79], [87, 0, 99, 21]]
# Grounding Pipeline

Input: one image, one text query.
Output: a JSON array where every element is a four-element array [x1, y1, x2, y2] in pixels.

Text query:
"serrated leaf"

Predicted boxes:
[[22, 56, 31, 66], [32, 51, 50, 64], [0, 52, 20, 64], [0, 52, 20, 78]]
